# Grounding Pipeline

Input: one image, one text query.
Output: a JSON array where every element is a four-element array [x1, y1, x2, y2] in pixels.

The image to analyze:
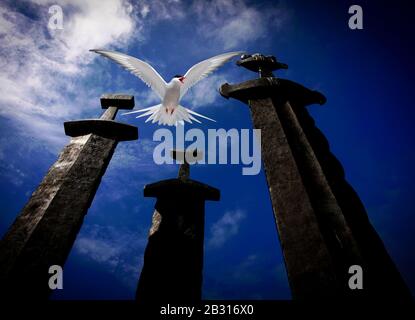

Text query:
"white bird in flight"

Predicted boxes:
[[90, 49, 243, 126]]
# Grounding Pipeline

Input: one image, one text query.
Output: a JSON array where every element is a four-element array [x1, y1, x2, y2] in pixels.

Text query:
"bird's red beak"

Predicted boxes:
[[179, 76, 185, 83]]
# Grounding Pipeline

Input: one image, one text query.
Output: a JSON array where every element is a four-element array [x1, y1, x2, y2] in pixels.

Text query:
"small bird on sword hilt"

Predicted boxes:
[[237, 53, 288, 78]]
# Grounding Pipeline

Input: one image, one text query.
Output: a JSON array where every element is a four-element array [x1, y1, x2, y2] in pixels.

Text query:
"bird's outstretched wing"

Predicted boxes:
[[90, 49, 167, 99], [180, 51, 243, 99]]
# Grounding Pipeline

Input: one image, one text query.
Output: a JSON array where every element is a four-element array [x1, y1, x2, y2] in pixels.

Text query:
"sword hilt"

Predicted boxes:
[[170, 149, 203, 181], [100, 94, 135, 120], [64, 93, 138, 141], [236, 53, 288, 78]]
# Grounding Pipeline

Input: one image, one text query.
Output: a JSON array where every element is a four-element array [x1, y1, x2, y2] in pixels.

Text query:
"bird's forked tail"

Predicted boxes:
[[122, 105, 216, 126]]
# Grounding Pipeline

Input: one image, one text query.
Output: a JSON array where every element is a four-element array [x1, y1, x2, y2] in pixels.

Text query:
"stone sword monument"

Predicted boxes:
[[0, 94, 138, 299], [136, 149, 220, 302], [220, 54, 412, 300]]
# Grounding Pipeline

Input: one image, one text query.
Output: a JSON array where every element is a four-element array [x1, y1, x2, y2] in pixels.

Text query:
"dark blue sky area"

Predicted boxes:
[[0, 0, 414, 299]]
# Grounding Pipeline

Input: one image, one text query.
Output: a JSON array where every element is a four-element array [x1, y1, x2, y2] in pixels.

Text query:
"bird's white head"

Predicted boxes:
[[173, 74, 186, 84]]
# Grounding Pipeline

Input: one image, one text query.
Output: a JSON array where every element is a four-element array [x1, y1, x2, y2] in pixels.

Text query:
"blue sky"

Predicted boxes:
[[0, 0, 414, 299]]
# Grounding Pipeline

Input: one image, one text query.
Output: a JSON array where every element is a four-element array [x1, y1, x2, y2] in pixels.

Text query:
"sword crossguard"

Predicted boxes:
[[64, 93, 138, 141]]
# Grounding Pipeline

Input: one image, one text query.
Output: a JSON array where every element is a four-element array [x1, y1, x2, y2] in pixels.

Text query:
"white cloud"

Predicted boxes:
[[232, 254, 259, 283], [110, 138, 159, 171], [0, 0, 288, 152], [136, 0, 185, 22], [91, 138, 176, 205], [230, 255, 289, 299], [133, 89, 160, 107], [191, 0, 288, 50], [0, 0, 288, 185], [0, 0, 139, 151], [75, 224, 147, 289], [0, 163, 26, 187], [140, 4, 150, 18], [208, 209, 246, 248], [182, 74, 231, 109], [29, 0, 137, 65]]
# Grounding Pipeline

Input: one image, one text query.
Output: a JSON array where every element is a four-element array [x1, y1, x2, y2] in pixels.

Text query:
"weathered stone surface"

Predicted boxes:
[[248, 97, 340, 298], [288, 101, 413, 300], [0, 134, 117, 298], [220, 56, 412, 299], [276, 100, 365, 294], [136, 178, 220, 302], [220, 78, 326, 106], [0, 94, 139, 299]]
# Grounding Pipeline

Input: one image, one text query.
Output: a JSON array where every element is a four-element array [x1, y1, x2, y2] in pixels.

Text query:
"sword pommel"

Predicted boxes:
[[100, 94, 135, 110]]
